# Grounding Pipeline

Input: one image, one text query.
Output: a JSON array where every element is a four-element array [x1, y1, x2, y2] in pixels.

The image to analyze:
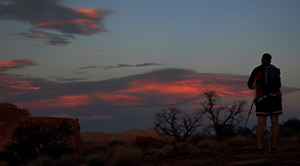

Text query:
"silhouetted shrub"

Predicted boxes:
[[56, 154, 80, 166], [0, 160, 9, 166], [235, 127, 255, 138], [197, 139, 216, 149], [85, 152, 107, 166], [224, 135, 248, 147], [190, 134, 207, 145], [108, 140, 123, 148], [197, 138, 227, 150], [0, 151, 17, 166], [111, 146, 143, 166], [152, 142, 199, 158], [280, 118, 300, 138], [156, 144, 173, 158], [134, 136, 164, 148], [7, 120, 74, 161], [172, 142, 200, 156], [27, 155, 55, 166]]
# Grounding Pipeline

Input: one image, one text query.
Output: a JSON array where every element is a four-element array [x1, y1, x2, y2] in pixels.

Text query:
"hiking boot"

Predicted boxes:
[[254, 148, 264, 155], [270, 147, 278, 154]]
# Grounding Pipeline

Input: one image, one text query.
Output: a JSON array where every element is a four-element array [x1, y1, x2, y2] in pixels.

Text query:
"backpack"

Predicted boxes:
[[260, 64, 281, 94]]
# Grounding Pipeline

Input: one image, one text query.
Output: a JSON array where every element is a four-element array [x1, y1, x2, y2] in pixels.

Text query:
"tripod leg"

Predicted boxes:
[[244, 100, 255, 128], [265, 122, 271, 153]]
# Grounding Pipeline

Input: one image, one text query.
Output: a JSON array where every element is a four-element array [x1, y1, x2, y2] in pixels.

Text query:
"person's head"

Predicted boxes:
[[261, 53, 272, 64]]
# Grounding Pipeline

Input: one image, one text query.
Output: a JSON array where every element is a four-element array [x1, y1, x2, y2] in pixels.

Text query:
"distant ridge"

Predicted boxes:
[[81, 128, 166, 146]]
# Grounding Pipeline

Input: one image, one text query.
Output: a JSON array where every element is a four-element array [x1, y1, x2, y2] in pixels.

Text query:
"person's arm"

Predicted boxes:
[[247, 67, 259, 89], [278, 67, 281, 88]]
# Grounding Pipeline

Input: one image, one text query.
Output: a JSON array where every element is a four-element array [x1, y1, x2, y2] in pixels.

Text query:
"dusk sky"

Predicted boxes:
[[1, 0, 300, 132]]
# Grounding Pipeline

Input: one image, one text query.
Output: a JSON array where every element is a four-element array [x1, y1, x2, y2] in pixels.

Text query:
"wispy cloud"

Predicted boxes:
[[48, 114, 112, 121], [78, 115, 112, 121], [50, 76, 86, 82], [0, 0, 114, 46], [17, 29, 73, 46], [104, 64, 136, 69], [0, 59, 40, 99], [76, 63, 162, 71], [82, 51, 102, 55], [135, 63, 162, 67], [0, 59, 37, 71], [1, 80, 40, 90], [0, 73, 40, 99]]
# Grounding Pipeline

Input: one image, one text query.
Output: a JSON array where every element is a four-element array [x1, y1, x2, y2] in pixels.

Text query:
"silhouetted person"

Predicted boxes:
[[247, 53, 282, 154]]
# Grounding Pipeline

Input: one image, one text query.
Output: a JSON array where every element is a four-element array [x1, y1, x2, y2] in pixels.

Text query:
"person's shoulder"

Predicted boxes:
[[252, 65, 263, 73]]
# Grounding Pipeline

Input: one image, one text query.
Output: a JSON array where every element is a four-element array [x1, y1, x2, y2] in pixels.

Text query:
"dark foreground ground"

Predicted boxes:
[[139, 139, 300, 166]]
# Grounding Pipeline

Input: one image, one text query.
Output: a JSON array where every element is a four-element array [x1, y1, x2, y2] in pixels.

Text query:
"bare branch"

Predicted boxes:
[[154, 106, 202, 141], [198, 90, 247, 141]]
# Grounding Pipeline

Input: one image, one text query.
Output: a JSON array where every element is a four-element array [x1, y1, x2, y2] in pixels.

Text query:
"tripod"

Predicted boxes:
[[244, 99, 255, 129]]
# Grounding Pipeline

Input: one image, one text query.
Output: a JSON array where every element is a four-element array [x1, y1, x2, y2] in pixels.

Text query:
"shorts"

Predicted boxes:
[[255, 95, 282, 116]]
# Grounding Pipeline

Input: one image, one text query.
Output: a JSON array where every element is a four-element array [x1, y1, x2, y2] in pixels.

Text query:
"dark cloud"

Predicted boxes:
[[0, 59, 37, 71], [76, 63, 162, 71], [76, 66, 100, 70], [104, 64, 133, 69], [48, 114, 112, 121], [135, 63, 162, 67], [17, 29, 73, 46], [50, 76, 86, 82], [0, 0, 114, 46]]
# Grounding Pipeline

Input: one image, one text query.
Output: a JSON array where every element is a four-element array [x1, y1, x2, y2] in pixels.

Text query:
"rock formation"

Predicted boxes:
[[0, 103, 82, 151]]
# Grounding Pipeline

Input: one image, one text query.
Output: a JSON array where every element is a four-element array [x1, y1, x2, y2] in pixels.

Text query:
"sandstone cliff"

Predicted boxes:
[[0, 103, 82, 151]]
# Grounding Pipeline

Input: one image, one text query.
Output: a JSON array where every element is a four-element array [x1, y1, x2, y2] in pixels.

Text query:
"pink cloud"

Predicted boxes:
[[72, 9, 104, 19], [20, 73, 253, 108], [13, 69, 299, 109], [83, 51, 102, 55], [0, 82, 39, 100], [0, 59, 40, 99], [21, 95, 92, 108], [3, 80, 40, 90], [0, 0, 114, 46], [96, 92, 146, 106], [0, 59, 37, 71], [30, 6, 112, 36], [119, 75, 252, 100]]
